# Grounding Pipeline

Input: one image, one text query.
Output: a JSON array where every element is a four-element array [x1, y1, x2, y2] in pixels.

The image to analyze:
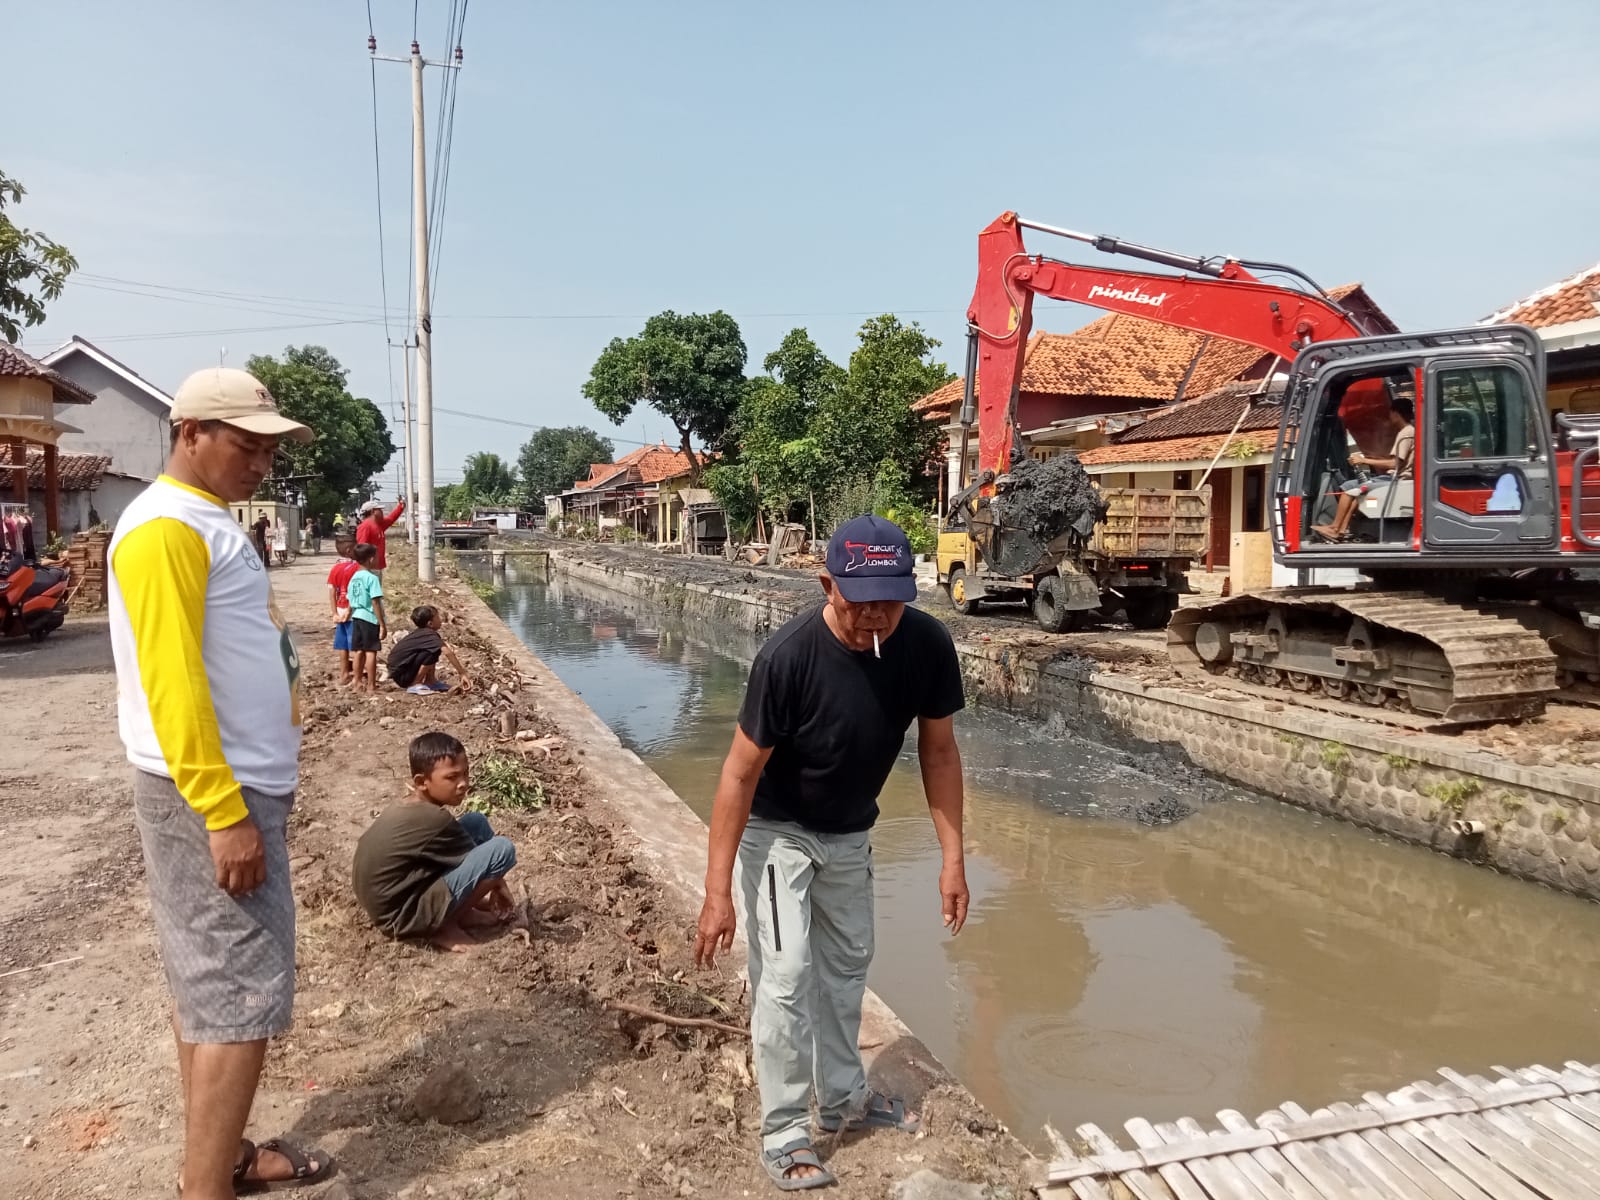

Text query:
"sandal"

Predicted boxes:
[[235, 1137, 335, 1193], [817, 1090, 922, 1134], [762, 1140, 836, 1191]]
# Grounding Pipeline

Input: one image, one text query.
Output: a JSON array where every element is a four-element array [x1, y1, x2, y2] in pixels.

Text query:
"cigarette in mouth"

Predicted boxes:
[[873, 632, 881, 659]]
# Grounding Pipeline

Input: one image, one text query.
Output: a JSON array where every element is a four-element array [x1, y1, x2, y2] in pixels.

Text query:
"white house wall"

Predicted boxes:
[[49, 356, 169, 482]]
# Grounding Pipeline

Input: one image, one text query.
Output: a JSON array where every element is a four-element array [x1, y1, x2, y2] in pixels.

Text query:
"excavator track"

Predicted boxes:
[[1168, 589, 1559, 727]]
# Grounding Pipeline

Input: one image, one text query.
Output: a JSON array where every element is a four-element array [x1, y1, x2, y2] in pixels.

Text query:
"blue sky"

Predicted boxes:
[[10, 1, 1598, 487]]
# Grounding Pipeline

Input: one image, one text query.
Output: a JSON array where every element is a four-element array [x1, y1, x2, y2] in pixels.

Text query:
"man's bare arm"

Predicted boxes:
[[918, 714, 969, 934], [694, 727, 773, 967]]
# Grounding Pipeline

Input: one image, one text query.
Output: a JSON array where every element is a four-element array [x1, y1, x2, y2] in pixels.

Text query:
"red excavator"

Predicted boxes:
[[957, 211, 1600, 725]]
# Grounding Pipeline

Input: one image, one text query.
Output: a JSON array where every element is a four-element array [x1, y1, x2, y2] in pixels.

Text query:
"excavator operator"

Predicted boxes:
[[1313, 388, 1415, 543]]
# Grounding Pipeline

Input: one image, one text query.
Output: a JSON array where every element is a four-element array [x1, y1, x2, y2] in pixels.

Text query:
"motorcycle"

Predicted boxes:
[[0, 549, 70, 640]]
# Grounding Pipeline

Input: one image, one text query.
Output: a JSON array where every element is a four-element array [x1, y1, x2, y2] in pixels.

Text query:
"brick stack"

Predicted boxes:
[[64, 529, 112, 611]]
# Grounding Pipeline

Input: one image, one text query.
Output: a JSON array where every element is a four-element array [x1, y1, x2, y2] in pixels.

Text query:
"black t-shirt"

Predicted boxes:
[[739, 605, 964, 833], [388, 627, 443, 685]]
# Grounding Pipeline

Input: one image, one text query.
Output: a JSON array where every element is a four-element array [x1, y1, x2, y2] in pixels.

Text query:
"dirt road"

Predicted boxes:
[[0, 551, 1024, 1199]]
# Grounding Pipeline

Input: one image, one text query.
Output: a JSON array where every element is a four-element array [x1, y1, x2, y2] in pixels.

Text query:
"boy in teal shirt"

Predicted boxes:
[[346, 542, 388, 693]]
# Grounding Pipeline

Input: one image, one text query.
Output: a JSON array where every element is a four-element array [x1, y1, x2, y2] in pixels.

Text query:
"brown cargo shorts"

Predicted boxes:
[[132, 771, 297, 1043]]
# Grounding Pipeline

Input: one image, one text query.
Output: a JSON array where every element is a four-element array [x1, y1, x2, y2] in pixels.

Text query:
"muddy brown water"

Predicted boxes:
[[483, 564, 1600, 1147]]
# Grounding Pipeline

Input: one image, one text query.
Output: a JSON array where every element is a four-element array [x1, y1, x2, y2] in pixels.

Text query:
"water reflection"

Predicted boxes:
[[486, 565, 1600, 1145]]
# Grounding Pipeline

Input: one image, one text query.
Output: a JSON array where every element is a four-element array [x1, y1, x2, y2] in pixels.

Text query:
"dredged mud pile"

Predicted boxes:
[[1001, 454, 1109, 541]]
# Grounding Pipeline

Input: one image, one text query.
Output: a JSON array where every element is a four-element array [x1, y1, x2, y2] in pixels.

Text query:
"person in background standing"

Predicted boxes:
[[307, 516, 322, 555], [355, 497, 405, 579], [271, 519, 288, 566], [108, 366, 332, 1198], [346, 542, 387, 693], [251, 511, 270, 564]]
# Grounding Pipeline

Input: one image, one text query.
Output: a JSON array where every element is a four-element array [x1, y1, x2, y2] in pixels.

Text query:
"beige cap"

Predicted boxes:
[[171, 367, 314, 444]]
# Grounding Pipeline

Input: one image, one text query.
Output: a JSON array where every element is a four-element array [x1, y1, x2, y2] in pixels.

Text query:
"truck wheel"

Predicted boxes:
[[946, 566, 981, 615], [1125, 595, 1176, 630], [1032, 574, 1085, 633]]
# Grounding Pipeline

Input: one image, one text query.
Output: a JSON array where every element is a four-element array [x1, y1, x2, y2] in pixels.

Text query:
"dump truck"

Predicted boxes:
[[938, 482, 1211, 631]]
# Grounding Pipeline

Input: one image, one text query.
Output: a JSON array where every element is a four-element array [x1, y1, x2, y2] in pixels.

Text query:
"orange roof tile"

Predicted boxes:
[[0, 343, 95, 404], [569, 443, 699, 492], [1111, 379, 1285, 443], [912, 324, 1268, 421], [914, 283, 1391, 421], [1078, 432, 1274, 468], [1484, 263, 1600, 329], [0, 442, 112, 490]]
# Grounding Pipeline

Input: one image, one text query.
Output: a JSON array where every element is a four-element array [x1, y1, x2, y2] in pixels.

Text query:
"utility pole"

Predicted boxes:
[[409, 42, 435, 581], [374, 37, 461, 582], [398, 338, 418, 545]]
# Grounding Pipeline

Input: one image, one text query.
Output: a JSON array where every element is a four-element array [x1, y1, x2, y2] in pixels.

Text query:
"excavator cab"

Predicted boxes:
[[1275, 325, 1562, 567]]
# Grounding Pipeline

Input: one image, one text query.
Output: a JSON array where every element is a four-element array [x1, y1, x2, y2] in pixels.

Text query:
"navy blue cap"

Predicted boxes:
[[825, 515, 917, 603]]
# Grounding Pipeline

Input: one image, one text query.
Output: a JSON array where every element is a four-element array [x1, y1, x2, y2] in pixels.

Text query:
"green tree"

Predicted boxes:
[[244, 345, 396, 516], [516, 425, 614, 508], [0, 169, 77, 344], [461, 451, 518, 501], [583, 310, 747, 480], [818, 314, 953, 505], [434, 482, 476, 520]]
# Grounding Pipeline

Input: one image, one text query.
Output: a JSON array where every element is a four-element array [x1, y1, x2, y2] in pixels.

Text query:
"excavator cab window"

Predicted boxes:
[[1423, 360, 1556, 547], [1299, 366, 1417, 547]]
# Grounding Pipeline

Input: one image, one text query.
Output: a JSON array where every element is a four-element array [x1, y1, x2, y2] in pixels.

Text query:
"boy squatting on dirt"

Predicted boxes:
[[352, 732, 521, 952]]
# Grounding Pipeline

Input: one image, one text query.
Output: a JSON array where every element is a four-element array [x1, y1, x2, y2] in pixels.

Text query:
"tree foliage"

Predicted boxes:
[[583, 310, 746, 479], [818, 314, 952, 500], [0, 169, 77, 344], [461, 452, 518, 501], [712, 318, 951, 540], [244, 346, 395, 514], [516, 425, 614, 508]]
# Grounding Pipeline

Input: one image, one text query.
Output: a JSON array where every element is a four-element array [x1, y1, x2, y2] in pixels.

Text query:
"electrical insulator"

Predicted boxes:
[[410, 41, 420, 55], [367, 35, 376, 53], [454, 46, 463, 64]]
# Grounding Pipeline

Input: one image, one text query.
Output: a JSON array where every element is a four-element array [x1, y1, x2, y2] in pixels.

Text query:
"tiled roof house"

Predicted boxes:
[[558, 442, 706, 541], [1483, 262, 1600, 333], [1482, 260, 1600, 424], [915, 283, 1391, 432]]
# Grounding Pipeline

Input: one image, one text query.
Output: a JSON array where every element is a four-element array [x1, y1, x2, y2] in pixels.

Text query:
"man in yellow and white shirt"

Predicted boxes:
[[108, 367, 330, 1197]]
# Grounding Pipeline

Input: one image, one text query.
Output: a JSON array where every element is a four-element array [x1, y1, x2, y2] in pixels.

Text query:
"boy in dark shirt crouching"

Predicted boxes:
[[389, 604, 474, 695], [352, 732, 518, 952]]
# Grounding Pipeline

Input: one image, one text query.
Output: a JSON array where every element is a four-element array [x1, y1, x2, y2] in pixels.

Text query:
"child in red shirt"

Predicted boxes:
[[326, 534, 360, 686]]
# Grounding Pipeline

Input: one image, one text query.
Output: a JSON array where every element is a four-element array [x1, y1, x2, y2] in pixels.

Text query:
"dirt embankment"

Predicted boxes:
[[0, 546, 1027, 1200]]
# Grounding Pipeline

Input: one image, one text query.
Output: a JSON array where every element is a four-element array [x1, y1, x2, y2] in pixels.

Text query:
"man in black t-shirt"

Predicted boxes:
[[694, 516, 968, 1189]]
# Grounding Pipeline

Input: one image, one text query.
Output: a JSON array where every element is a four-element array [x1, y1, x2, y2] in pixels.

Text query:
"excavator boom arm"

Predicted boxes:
[[966, 211, 1370, 483]]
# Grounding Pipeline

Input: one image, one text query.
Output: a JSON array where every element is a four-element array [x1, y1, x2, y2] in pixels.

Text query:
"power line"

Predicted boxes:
[[427, 0, 467, 301], [73, 270, 961, 323], [365, 0, 395, 347], [72, 278, 392, 325], [36, 318, 378, 346], [76, 272, 396, 316], [367, 0, 405, 500], [431, 403, 669, 448]]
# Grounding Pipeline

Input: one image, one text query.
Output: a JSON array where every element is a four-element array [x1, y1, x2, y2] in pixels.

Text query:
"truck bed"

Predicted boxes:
[[1089, 486, 1211, 560]]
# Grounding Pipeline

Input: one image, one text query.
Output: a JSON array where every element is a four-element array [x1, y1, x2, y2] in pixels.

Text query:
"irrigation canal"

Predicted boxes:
[[482, 563, 1600, 1147]]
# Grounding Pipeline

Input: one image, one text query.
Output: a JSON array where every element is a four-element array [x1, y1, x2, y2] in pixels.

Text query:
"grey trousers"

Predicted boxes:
[[738, 817, 874, 1153], [133, 771, 297, 1043]]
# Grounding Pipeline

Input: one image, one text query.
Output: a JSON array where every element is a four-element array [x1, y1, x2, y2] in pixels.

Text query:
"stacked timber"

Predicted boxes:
[[64, 529, 111, 611]]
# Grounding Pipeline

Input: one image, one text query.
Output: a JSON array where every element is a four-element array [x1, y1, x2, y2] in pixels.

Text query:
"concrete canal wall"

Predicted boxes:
[[535, 546, 1600, 903]]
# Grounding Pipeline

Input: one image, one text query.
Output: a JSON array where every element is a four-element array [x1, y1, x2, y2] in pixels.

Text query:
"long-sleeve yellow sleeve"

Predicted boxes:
[[112, 518, 249, 830]]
